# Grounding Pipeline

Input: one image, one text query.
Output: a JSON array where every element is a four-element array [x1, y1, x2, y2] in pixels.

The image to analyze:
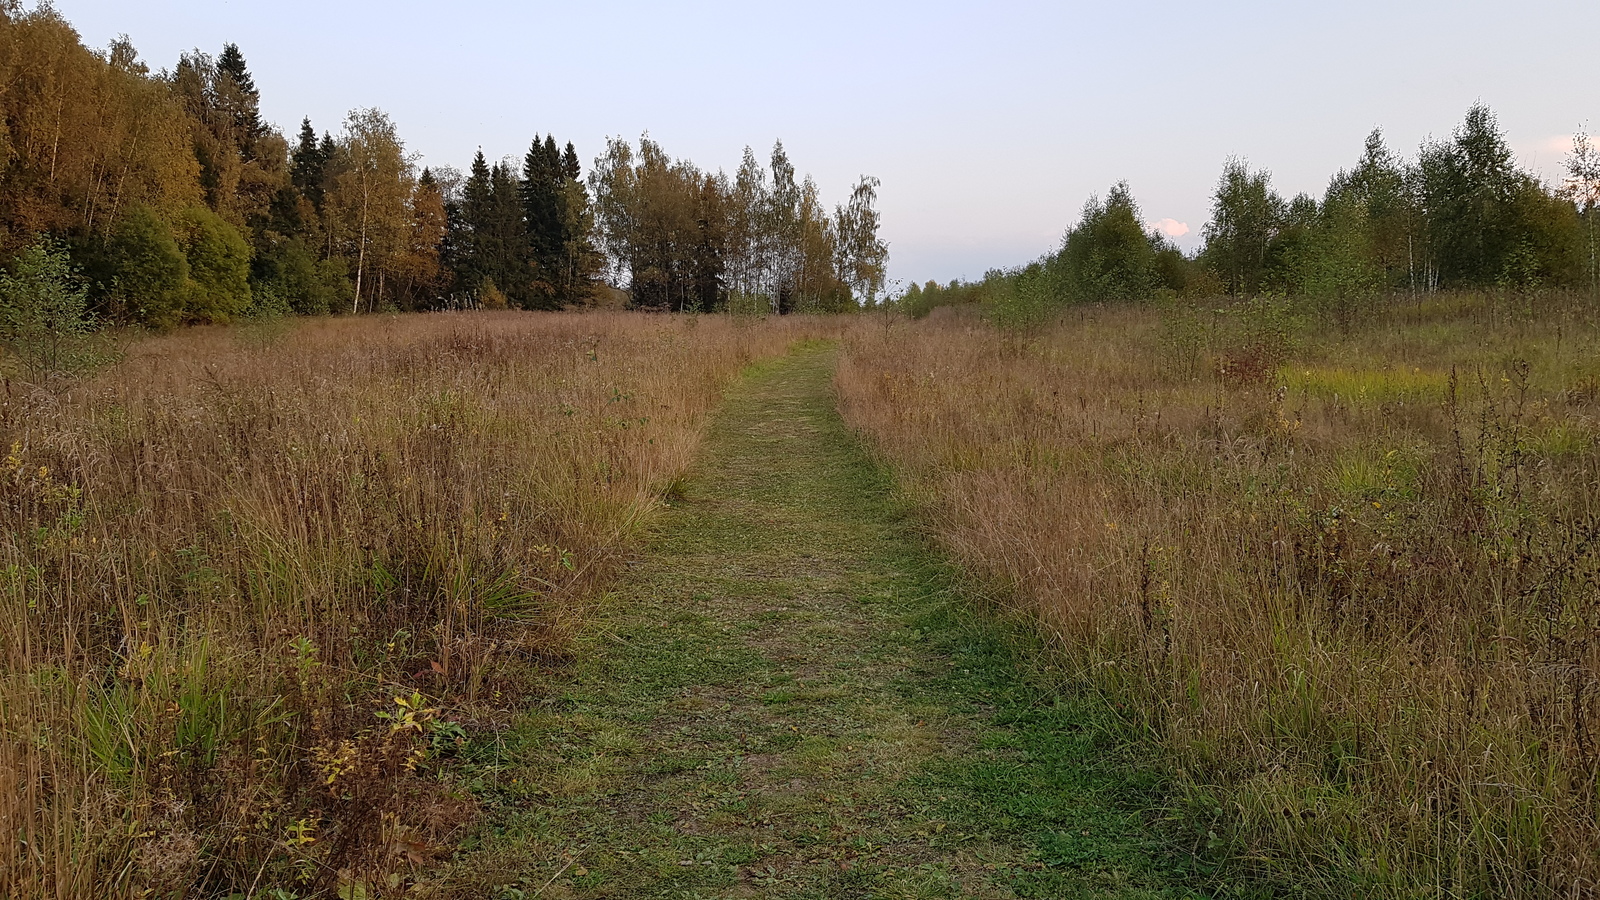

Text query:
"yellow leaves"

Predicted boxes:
[[314, 740, 359, 787], [377, 691, 432, 735]]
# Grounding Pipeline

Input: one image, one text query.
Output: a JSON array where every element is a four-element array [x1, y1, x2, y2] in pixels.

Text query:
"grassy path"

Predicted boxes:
[[451, 345, 1198, 899]]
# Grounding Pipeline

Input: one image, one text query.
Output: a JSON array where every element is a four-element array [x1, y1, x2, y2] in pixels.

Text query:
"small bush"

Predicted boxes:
[[109, 205, 189, 328], [0, 235, 96, 378], [174, 206, 253, 323]]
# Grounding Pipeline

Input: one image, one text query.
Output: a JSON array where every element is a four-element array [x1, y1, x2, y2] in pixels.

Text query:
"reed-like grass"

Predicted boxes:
[[0, 310, 830, 898], [839, 294, 1600, 898]]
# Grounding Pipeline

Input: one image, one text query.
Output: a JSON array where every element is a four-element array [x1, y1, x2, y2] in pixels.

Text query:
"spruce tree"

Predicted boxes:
[[522, 135, 563, 306], [290, 118, 326, 209], [555, 141, 601, 304], [217, 43, 256, 96], [215, 43, 262, 147], [563, 141, 581, 182], [489, 162, 531, 305], [454, 150, 495, 293]]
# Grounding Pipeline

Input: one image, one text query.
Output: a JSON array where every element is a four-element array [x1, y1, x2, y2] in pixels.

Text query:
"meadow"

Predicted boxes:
[[0, 311, 833, 898], [839, 292, 1600, 898], [8, 294, 1600, 899]]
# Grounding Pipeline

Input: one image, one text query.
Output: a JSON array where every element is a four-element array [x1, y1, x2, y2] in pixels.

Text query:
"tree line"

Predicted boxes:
[[588, 137, 887, 313], [0, 4, 887, 333], [906, 103, 1600, 316]]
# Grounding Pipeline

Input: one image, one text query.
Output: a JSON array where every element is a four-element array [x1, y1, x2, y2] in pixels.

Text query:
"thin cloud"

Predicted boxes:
[[1515, 134, 1583, 181]]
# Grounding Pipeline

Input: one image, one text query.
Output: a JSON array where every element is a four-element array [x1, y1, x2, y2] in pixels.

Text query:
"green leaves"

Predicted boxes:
[[0, 235, 95, 377]]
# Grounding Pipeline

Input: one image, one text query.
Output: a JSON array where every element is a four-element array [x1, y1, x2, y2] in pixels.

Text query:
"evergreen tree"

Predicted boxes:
[[455, 157, 533, 307], [215, 42, 262, 148], [522, 134, 562, 305], [290, 118, 327, 209], [318, 132, 336, 173], [216, 43, 256, 97], [170, 46, 286, 229], [491, 162, 531, 305], [691, 173, 728, 311], [562, 141, 581, 182], [456, 151, 493, 288], [445, 150, 494, 295]]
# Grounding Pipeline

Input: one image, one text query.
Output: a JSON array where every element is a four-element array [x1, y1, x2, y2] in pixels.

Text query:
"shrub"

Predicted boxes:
[[0, 235, 95, 377], [174, 207, 252, 323], [109, 205, 189, 329]]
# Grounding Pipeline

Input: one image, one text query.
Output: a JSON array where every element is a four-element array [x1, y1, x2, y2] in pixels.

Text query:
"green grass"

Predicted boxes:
[[1285, 365, 1449, 405], [440, 344, 1203, 899]]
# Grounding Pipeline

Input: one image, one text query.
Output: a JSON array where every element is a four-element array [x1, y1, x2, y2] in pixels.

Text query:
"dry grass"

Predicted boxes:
[[0, 310, 836, 898], [839, 295, 1600, 898]]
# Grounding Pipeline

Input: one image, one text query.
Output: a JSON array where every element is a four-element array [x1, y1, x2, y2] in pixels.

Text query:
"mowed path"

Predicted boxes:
[[452, 345, 1196, 899]]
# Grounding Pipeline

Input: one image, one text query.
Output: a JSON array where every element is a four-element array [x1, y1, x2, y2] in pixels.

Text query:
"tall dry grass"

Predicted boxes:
[[839, 296, 1600, 897], [0, 310, 831, 898]]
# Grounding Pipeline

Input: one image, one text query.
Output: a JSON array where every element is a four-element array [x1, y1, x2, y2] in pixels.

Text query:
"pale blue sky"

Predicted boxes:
[[56, 0, 1600, 286]]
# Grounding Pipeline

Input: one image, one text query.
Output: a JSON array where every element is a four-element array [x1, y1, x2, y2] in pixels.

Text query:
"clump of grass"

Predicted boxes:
[[838, 293, 1600, 897], [0, 310, 835, 898]]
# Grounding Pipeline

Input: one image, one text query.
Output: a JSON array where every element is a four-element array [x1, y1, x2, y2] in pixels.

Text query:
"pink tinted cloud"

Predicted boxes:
[[1151, 218, 1190, 238], [1513, 134, 1585, 180]]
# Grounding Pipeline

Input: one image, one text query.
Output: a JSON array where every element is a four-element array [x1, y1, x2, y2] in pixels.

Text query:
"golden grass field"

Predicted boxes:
[[0, 311, 838, 897], [9, 295, 1600, 898], [839, 294, 1600, 897]]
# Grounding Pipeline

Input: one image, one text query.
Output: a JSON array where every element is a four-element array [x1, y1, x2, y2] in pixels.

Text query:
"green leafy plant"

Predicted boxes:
[[0, 236, 96, 379]]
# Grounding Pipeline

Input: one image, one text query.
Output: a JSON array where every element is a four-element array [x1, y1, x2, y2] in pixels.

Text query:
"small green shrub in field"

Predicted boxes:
[[0, 236, 96, 379]]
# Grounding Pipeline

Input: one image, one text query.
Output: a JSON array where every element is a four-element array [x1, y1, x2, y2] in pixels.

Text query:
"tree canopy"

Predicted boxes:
[[0, 6, 886, 327]]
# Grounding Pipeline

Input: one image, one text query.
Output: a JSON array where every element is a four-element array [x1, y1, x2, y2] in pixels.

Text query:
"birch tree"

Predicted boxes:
[[833, 175, 888, 306], [325, 108, 413, 313], [1565, 129, 1600, 297]]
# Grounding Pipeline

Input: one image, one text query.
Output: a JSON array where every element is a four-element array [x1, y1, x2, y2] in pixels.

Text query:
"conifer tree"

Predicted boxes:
[[217, 43, 256, 97], [555, 143, 601, 305], [453, 150, 493, 293], [442, 151, 492, 296], [215, 43, 262, 147], [488, 161, 530, 305], [455, 154, 530, 306], [290, 119, 324, 206], [563, 141, 581, 182], [522, 134, 561, 304]]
